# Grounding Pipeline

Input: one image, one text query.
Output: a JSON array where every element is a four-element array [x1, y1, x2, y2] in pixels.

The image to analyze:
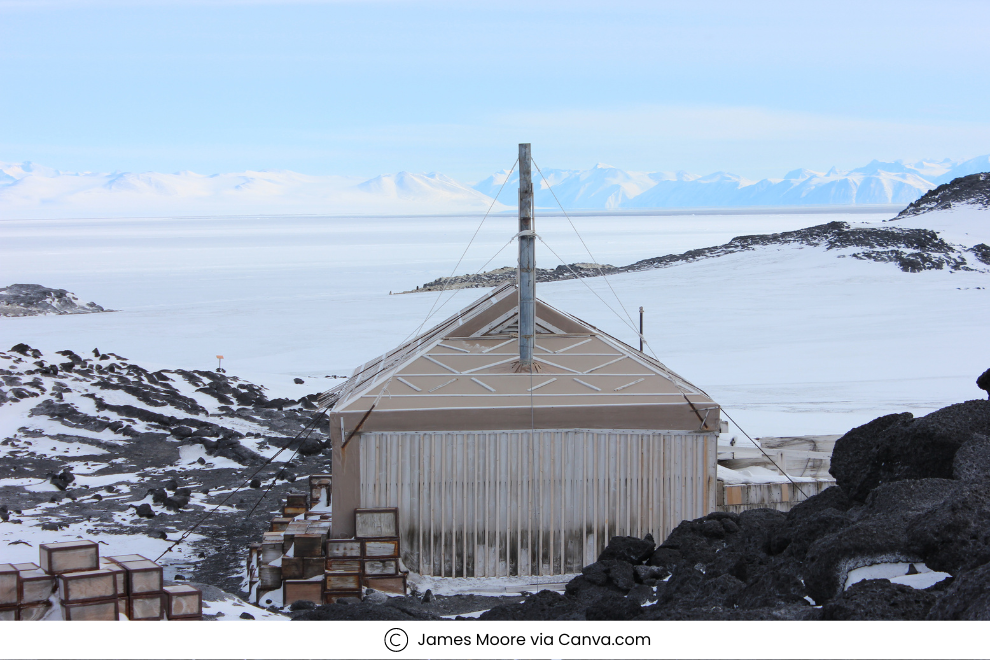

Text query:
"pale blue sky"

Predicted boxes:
[[2, 0, 988, 181]]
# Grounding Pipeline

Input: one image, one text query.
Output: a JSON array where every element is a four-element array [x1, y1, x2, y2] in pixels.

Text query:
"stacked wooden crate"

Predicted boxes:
[[354, 508, 406, 597], [0, 541, 201, 620], [251, 482, 409, 607]]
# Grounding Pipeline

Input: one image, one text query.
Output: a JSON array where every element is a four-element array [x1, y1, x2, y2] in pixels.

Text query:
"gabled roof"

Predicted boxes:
[[324, 283, 719, 437]]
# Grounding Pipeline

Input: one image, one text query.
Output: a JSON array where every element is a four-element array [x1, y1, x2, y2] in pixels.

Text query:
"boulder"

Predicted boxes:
[[952, 433, 990, 482], [803, 518, 920, 604], [597, 535, 655, 564], [927, 562, 990, 620], [829, 413, 914, 501], [134, 503, 156, 519], [977, 368, 990, 399], [821, 579, 935, 620], [905, 483, 990, 574], [830, 401, 990, 501]]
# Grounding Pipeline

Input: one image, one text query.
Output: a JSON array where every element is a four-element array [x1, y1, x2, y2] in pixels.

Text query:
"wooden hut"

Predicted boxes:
[[324, 144, 721, 578]]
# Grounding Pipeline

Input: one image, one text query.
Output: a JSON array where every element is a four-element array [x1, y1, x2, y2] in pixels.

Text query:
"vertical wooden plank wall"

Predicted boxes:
[[359, 430, 717, 577]]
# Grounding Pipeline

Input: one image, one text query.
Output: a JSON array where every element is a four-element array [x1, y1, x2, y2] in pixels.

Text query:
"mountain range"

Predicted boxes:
[[2, 155, 989, 218]]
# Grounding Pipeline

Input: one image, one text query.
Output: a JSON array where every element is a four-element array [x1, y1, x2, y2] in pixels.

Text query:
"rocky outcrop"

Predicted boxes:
[[896, 172, 990, 218], [0, 284, 110, 317]]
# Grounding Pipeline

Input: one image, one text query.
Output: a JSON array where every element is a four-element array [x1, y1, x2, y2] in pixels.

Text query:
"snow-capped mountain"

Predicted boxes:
[[0, 164, 504, 218], [2, 154, 989, 218]]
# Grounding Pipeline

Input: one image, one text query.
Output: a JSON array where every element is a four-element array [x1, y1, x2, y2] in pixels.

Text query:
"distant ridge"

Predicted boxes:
[[3, 155, 990, 218]]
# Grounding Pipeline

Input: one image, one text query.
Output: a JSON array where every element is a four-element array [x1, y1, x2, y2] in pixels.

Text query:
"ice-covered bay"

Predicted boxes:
[[2, 207, 987, 437]]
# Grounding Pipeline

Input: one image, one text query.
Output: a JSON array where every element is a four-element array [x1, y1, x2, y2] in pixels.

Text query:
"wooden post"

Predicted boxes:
[[518, 143, 535, 371]]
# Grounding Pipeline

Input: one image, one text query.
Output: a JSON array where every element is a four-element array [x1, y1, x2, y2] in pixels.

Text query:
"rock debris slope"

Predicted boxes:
[[0, 343, 329, 594]]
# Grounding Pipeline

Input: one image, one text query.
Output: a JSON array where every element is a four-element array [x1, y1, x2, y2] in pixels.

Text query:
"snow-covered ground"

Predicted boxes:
[[2, 206, 987, 437]]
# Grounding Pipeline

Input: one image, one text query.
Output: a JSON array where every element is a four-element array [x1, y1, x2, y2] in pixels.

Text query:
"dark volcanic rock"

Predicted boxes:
[[905, 483, 990, 574], [597, 535, 655, 564], [134, 503, 156, 519], [978, 368, 990, 398], [821, 579, 936, 620], [830, 401, 990, 501], [953, 433, 990, 482], [928, 562, 990, 620], [479, 590, 583, 621]]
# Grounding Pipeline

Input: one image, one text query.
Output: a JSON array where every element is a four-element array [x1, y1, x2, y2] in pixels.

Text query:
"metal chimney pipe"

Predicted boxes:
[[518, 143, 535, 371]]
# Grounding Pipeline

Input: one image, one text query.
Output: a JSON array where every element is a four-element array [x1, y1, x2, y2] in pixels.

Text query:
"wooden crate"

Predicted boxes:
[[129, 592, 164, 620], [163, 584, 202, 619], [18, 601, 51, 621], [117, 597, 128, 619], [261, 533, 284, 564], [13, 562, 39, 571], [58, 569, 117, 603], [259, 565, 282, 591], [61, 599, 118, 621], [292, 534, 325, 558], [270, 517, 292, 532], [283, 505, 307, 517], [326, 539, 362, 559], [355, 508, 398, 538], [362, 574, 407, 595], [325, 573, 360, 591], [0, 606, 16, 621], [362, 538, 400, 558], [108, 558, 163, 595], [18, 568, 54, 604], [323, 591, 360, 604], [39, 540, 99, 575], [285, 491, 308, 509], [309, 474, 331, 506], [362, 559, 399, 576], [98, 558, 127, 597], [326, 559, 361, 574], [0, 564, 18, 606], [283, 579, 322, 605], [280, 557, 303, 580]]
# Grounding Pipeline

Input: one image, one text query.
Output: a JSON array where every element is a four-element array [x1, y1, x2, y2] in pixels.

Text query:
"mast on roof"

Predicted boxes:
[[517, 143, 535, 371]]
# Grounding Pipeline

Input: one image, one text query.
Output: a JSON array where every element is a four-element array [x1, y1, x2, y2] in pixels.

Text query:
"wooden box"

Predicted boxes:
[[261, 533, 284, 564], [309, 474, 331, 505], [325, 573, 360, 591], [302, 557, 324, 579], [117, 597, 128, 619], [18, 601, 51, 621], [326, 559, 361, 574], [283, 505, 307, 517], [129, 593, 164, 620], [19, 568, 55, 604], [0, 606, 16, 621], [355, 508, 398, 538], [0, 564, 18, 605], [13, 562, 39, 571], [163, 584, 202, 619], [40, 540, 99, 574], [285, 491, 308, 509], [362, 574, 408, 595], [108, 558, 163, 595], [293, 534, 325, 558], [61, 599, 118, 621], [363, 538, 400, 558], [283, 579, 322, 605], [323, 591, 360, 604], [58, 569, 117, 603], [280, 557, 303, 580], [99, 558, 127, 597], [259, 565, 282, 591], [326, 539, 362, 559], [270, 517, 292, 532], [362, 559, 399, 576]]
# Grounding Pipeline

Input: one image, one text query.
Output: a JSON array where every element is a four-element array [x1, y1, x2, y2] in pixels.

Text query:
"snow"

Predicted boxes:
[[2, 206, 988, 439], [845, 562, 952, 591], [716, 464, 820, 484], [408, 573, 579, 596]]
